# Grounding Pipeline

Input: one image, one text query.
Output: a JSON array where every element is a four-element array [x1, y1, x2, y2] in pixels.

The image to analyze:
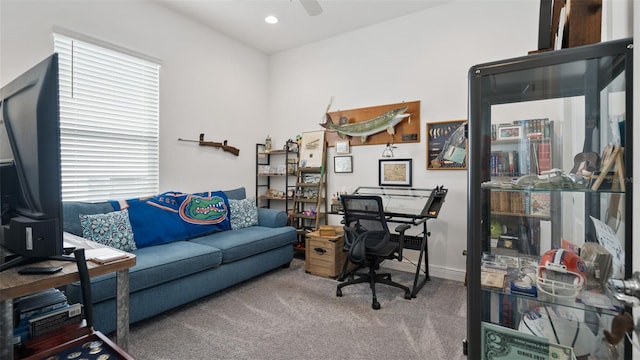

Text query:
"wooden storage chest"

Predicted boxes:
[[305, 228, 346, 278]]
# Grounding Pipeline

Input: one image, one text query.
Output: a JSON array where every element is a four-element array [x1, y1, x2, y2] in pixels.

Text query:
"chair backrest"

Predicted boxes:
[[340, 195, 390, 263]]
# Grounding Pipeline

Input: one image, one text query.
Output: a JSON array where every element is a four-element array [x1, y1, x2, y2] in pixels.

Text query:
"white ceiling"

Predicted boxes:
[[154, 0, 450, 54]]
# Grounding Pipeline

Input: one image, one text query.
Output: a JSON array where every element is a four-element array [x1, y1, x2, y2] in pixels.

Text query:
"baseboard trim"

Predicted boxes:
[[381, 260, 466, 283]]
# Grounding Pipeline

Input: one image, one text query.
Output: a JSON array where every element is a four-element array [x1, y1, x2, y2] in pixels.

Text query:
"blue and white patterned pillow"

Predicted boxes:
[[229, 198, 259, 230], [79, 209, 137, 251]]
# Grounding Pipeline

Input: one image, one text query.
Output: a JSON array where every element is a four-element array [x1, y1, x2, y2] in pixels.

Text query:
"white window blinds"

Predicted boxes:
[[54, 34, 160, 201]]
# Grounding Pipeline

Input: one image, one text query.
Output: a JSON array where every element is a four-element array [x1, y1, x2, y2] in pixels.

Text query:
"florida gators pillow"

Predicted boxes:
[[111, 191, 231, 248]]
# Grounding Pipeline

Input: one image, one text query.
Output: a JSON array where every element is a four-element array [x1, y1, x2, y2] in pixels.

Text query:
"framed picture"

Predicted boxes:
[[426, 120, 467, 170], [378, 158, 412, 187], [335, 141, 350, 154], [334, 155, 353, 173], [497, 125, 523, 140], [299, 130, 325, 168]]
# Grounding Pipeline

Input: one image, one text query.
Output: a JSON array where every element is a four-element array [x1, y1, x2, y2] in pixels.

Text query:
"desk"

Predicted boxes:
[[351, 186, 447, 298], [0, 234, 136, 359]]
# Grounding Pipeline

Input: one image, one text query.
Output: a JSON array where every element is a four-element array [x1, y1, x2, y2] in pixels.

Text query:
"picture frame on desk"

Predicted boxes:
[[330, 203, 344, 213], [497, 125, 523, 140], [378, 158, 412, 187]]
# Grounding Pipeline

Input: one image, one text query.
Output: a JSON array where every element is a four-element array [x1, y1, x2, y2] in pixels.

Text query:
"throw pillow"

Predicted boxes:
[[229, 198, 259, 230], [111, 191, 231, 248], [79, 209, 137, 252]]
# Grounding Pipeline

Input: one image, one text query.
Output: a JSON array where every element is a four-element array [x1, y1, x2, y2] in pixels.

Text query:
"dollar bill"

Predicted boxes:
[[481, 322, 575, 360]]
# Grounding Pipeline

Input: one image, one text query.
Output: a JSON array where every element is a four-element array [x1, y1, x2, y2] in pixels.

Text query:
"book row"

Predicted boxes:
[[13, 288, 83, 345], [490, 140, 552, 177], [490, 191, 551, 217], [491, 118, 552, 141]]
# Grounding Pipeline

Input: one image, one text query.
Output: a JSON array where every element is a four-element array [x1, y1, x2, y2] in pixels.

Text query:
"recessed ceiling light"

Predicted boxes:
[[265, 15, 279, 24]]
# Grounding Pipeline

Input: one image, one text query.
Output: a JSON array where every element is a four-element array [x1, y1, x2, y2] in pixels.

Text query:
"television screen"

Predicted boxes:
[[0, 54, 67, 271]]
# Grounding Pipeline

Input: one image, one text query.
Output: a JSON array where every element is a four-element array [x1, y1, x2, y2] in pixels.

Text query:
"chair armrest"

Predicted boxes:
[[257, 208, 289, 227], [343, 227, 355, 249], [349, 233, 367, 264], [393, 224, 411, 261]]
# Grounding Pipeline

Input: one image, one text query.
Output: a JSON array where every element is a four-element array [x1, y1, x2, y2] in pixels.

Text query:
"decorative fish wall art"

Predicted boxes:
[[320, 106, 410, 143]]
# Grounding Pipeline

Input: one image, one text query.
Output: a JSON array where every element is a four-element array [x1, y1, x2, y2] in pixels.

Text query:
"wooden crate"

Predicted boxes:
[[305, 229, 346, 278]]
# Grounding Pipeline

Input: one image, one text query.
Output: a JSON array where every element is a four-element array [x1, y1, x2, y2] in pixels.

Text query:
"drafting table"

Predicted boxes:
[[351, 186, 448, 297]]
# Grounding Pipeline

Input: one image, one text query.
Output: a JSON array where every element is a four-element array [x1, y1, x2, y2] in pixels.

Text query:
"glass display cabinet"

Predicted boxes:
[[467, 38, 633, 359]]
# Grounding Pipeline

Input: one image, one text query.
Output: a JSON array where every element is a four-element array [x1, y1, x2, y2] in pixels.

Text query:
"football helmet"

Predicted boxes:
[[537, 249, 587, 298]]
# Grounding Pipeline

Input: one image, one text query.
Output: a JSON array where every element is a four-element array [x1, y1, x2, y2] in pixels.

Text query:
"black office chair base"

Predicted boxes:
[[336, 267, 411, 309]]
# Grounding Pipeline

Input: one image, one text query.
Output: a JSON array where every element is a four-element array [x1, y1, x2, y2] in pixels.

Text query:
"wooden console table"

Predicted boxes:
[[0, 234, 136, 359]]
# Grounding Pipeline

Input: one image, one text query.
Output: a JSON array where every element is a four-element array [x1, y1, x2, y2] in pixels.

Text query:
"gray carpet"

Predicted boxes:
[[126, 259, 467, 360]]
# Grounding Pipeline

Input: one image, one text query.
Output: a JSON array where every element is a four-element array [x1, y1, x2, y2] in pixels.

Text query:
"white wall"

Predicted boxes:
[[268, 0, 541, 280], [0, 0, 269, 194]]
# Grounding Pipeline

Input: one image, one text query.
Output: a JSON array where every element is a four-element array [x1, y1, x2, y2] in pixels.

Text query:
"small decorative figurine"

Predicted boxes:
[[265, 135, 272, 152]]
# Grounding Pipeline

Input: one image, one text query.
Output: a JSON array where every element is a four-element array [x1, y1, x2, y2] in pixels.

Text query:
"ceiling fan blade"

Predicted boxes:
[[300, 0, 323, 16]]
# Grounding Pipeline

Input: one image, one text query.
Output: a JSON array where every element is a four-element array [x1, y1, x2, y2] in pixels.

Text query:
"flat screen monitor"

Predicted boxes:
[[0, 54, 69, 271]]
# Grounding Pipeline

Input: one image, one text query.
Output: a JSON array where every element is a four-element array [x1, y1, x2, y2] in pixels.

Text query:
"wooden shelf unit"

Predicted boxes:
[[290, 165, 328, 253]]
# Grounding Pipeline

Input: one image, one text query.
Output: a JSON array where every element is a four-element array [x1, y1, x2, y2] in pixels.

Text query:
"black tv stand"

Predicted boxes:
[[0, 253, 75, 272]]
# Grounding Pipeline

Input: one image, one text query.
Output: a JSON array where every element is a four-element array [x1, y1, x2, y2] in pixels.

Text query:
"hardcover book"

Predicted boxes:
[[529, 192, 550, 217], [29, 303, 83, 338]]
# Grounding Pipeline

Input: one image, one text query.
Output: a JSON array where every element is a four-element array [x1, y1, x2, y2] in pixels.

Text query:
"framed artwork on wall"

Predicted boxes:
[[335, 141, 350, 154], [299, 130, 326, 168], [426, 120, 467, 170], [334, 155, 353, 173], [378, 158, 412, 187]]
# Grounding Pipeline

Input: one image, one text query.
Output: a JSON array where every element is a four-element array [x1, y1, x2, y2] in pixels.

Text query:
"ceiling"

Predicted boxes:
[[154, 0, 450, 54]]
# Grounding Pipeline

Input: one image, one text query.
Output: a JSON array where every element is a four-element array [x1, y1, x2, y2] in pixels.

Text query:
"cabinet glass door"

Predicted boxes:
[[467, 38, 633, 360]]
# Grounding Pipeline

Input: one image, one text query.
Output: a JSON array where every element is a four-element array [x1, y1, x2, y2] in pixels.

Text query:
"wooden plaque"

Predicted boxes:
[[325, 101, 420, 147]]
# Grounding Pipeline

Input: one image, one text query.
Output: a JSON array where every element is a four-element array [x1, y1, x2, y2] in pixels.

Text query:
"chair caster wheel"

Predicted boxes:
[[336, 289, 342, 297], [404, 291, 412, 299], [372, 302, 380, 310]]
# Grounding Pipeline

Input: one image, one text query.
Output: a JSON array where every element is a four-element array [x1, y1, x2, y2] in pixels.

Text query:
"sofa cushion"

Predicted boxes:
[[190, 226, 295, 263], [257, 208, 289, 228], [67, 241, 222, 303], [229, 198, 259, 230], [79, 209, 137, 252], [224, 187, 246, 200], [63, 201, 116, 236]]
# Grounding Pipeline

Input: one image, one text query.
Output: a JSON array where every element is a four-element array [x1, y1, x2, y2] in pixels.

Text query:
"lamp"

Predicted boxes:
[[381, 143, 396, 158]]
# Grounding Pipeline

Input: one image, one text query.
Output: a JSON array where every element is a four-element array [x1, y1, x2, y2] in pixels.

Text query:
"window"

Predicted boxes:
[[54, 34, 160, 201]]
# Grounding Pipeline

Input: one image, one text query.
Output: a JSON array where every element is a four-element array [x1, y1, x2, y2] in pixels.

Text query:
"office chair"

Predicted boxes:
[[336, 195, 411, 309]]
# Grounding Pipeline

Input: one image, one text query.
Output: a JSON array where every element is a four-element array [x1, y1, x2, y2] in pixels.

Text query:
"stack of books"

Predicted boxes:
[[13, 288, 83, 344]]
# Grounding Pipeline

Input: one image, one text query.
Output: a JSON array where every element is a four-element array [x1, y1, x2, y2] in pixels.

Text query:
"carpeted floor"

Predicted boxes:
[[126, 259, 467, 360]]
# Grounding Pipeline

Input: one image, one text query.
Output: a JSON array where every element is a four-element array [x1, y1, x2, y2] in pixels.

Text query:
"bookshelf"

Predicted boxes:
[[255, 141, 298, 212], [490, 119, 554, 178], [489, 119, 557, 253]]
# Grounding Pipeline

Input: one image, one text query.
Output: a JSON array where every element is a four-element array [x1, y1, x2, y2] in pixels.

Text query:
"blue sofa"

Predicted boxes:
[[62, 187, 295, 334]]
